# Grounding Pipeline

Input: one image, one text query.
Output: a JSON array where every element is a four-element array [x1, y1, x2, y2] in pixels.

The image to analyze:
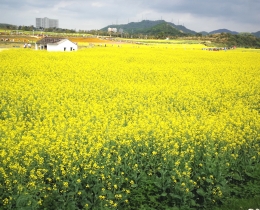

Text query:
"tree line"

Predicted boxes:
[[1, 23, 259, 48]]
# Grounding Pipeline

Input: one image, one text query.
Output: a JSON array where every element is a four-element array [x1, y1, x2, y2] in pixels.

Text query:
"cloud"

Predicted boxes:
[[91, 2, 105, 8], [52, 1, 74, 11]]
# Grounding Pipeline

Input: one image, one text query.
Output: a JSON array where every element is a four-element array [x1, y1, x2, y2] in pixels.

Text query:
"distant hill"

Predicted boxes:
[[142, 22, 183, 37], [252, 31, 260, 38], [209, 29, 238, 35], [199, 31, 208, 35], [1, 21, 259, 40], [208, 29, 260, 38], [101, 20, 164, 33], [169, 23, 197, 35], [0, 23, 17, 29], [100, 20, 197, 35]]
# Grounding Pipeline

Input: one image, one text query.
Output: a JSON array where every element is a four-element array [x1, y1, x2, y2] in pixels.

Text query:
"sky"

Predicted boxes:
[[1, 0, 260, 33]]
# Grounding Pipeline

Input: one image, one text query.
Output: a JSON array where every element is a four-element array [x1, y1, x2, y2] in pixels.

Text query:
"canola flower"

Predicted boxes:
[[0, 46, 260, 209]]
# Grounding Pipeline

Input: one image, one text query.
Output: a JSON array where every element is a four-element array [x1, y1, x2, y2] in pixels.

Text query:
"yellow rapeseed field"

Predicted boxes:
[[0, 46, 260, 209]]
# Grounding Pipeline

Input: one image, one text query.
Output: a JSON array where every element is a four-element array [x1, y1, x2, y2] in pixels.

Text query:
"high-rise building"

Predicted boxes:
[[36, 17, 59, 28]]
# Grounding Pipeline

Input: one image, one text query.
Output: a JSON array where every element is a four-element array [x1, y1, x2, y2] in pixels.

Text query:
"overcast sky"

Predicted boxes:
[[1, 0, 259, 32]]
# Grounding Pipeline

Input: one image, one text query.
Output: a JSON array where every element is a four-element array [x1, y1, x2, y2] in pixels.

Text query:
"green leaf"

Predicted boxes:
[[231, 172, 242, 181], [154, 182, 162, 188], [161, 192, 167, 196], [196, 188, 206, 196], [206, 178, 212, 183], [245, 171, 257, 178], [166, 207, 180, 210], [169, 193, 182, 200], [131, 184, 138, 188], [190, 199, 197, 207]]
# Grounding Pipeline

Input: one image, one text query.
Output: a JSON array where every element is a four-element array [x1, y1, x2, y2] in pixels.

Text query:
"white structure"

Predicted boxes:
[[36, 37, 77, 51], [108, 27, 117, 33], [36, 17, 59, 28]]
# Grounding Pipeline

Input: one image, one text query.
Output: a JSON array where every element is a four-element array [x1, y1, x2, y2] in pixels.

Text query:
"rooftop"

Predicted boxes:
[[36, 37, 65, 45]]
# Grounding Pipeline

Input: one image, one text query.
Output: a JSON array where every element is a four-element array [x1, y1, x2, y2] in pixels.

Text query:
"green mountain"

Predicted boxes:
[[172, 24, 197, 34], [142, 22, 184, 37], [0, 23, 17, 29], [252, 31, 260, 38], [101, 20, 163, 33], [199, 31, 209, 35], [209, 29, 238, 35], [100, 20, 197, 35]]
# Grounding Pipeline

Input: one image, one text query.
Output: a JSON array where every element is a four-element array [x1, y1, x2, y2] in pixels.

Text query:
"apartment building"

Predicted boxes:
[[36, 17, 59, 28]]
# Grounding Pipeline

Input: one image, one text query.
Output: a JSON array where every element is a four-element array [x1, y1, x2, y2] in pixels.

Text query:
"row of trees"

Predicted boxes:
[[205, 32, 260, 48], [39, 27, 76, 33], [0, 24, 77, 34], [1, 24, 259, 48], [88, 30, 260, 48]]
